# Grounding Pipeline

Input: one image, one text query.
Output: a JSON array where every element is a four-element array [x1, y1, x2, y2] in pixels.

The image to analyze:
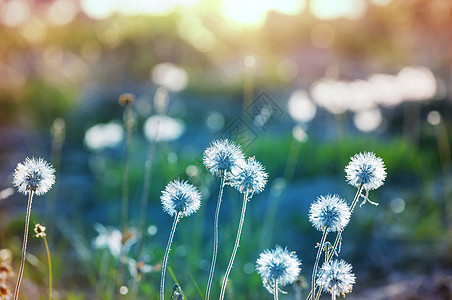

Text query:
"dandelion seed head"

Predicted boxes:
[[34, 224, 46, 238], [345, 152, 386, 191], [309, 195, 351, 232], [317, 259, 356, 297], [228, 157, 268, 196], [203, 139, 245, 177], [118, 93, 135, 106], [13, 157, 55, 196], [161, 179, 201, 217], [256, 245, 301, 294]]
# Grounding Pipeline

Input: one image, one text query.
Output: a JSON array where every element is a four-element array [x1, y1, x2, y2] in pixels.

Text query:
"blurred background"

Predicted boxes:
[[0, 0, 451, 299]]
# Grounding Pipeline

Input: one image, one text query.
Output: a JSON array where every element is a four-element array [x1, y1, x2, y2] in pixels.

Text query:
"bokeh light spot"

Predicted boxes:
[[353, 108, 383, 132], [206, 111, 225, 131], [390, 198, 405, 214], [1, 0, 30, 27], [427, 111, 441, 126], [288, 90, 317, 123]]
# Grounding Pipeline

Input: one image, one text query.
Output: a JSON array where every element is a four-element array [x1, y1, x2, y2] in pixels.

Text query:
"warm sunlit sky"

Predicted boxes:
[[1, 0, 394, 28]]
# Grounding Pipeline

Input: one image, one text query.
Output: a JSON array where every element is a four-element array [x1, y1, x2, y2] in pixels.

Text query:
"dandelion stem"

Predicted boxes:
[[121, 102, 132, 231], [219, 192, 249, 300], [348, 184, 364, 214], [310, 228, 328, 300], [160, 213, 180, 300], [205, 175, 225, 300], [314, 287, 322, 300], [43, 236, 52, 300], [273, 279, 279, 300], [13, 191, 34, 300], [136, 125, 159, 256], [326, 184, 363, 263], [311, 184, 363, 300]]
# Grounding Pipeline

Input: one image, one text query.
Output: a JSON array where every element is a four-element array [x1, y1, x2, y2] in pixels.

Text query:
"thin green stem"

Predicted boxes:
[[13, 191, 34, 300], [129, 272, 141, 300], [219, 192, 249, 300], [121, 103, 132, 231], [273, 279, 279, 300], [43, 236, 52, 300], [136, 124, 159, 258], [205, 175, 225, 300], [160, 213, 180, 300], [310, 228, 328, 300]]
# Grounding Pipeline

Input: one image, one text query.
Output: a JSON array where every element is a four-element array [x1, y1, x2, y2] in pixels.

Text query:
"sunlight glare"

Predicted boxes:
[[221, 0, 305, 27], [310, 0, 366, 20]]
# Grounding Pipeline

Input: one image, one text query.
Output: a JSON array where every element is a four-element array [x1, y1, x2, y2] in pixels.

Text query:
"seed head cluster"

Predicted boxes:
[[203, 139, 246, 177], [228, 157, 268, 196], [256, 245, 301, 294], [161, 179, 201, 217], [13, 157, 55, 196], [317, 259, 356, 297], [345, 152, 386, 191], [309, 195, 351, 232]]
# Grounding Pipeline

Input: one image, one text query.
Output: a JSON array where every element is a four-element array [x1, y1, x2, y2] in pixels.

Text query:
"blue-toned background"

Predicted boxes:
[[0, 0, 451, 299]]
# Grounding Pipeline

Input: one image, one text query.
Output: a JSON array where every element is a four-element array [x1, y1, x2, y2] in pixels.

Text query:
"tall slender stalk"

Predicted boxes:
[[47, 118, 65, 240], [160, 213, 181, 300], [326, 184, 363, 263], [121, 101, 133, 231], [259, 137, 301, 250], [311, 184, 363, 300], [13, 191, 34, 300], [309, 228, 328, 300], [273, 279, 279, 300], [205, 175, 226, 300], [136, 124, 160, 257], [219, 192, 249, 300], [314, 286, 322, 300], [43, 236, 52, 300]]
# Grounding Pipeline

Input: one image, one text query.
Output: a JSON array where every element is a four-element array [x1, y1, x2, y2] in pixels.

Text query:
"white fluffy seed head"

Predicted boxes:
[[13, 157, 55, 196], [317, 259, 356, 297], [203, 139, 245, 177], [228, 157, 268, 197], [160, 179, 201, 217], [256, 245, 301, 295], [309, 195, 351, 232], [345, 152, 386, 191]]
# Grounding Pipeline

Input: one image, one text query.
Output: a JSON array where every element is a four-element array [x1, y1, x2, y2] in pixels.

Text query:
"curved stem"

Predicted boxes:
[[160, 213, 180, 300], [13, 191, 34, 300], [326, 184, 363, 263], [349, 184, 364, 214], [205, 175, 225, 300], [308, 185, 364, 300], [43, 236, 52, 300], [219, 192, 248, 300], [310, 228, 328, 300], [273, 279, 279, 300]]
